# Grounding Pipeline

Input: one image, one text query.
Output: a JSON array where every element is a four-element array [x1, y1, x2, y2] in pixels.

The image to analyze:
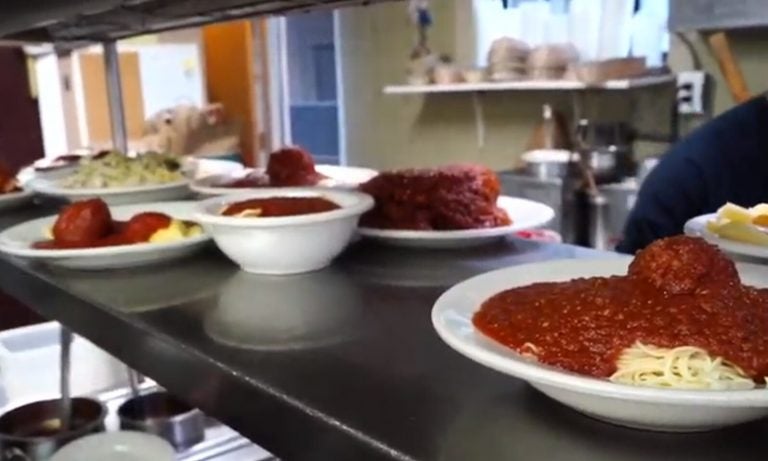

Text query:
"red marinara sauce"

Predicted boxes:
[[221, 197, 340, 217], [472, 236, 768, 381]]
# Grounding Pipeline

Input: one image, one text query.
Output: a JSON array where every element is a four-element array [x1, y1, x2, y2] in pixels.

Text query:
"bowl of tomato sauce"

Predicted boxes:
[[194, 188, 374, 274]]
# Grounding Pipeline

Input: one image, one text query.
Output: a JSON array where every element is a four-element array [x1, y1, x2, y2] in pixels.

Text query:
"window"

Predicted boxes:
[[472, 0, 668, 66]]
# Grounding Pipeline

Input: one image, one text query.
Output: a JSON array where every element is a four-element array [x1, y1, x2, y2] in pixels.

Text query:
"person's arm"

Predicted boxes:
[[617, 96, 768, 254], [617, 154, 707, 254]]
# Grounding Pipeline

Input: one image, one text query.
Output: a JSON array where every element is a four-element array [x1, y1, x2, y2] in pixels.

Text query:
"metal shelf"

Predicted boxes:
[[670, 0, 768, 31], [384, 74, 676, 150], [0, 0, 401, 43], [383, 74, 676, 95]]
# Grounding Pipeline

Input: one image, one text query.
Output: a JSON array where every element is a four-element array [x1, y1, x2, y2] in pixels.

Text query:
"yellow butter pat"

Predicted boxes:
[[148, 220, 203, 243], [708, 220, 768, 247], [717, 203, 753, 224]]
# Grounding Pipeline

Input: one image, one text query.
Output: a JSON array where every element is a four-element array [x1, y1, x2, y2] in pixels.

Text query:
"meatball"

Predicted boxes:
[[627, 235, 739, 294], [266, 147, 320, 186], [358, 164, 509, 230], [52, 199, 112, 245], [120, 212, 172, 243]]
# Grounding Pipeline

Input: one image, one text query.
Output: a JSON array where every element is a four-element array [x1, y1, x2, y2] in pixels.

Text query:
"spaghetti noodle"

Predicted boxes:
[[609, 342, 755, 390]]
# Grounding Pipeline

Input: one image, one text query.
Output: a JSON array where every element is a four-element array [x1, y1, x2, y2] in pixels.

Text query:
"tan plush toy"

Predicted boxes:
[[140, 103, 241, 158]]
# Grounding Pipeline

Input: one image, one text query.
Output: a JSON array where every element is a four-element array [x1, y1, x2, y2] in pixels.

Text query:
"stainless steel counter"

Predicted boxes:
[[1, 205, 767, 460]]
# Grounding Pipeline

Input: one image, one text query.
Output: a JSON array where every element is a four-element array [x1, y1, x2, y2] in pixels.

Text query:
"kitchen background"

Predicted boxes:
[[0, 1, 767, 458], [4, 0, 768, 251], [21, 0, 768, 169]]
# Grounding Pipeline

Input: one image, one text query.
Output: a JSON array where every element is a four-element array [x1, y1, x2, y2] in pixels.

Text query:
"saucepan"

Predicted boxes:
[[0, 398, 106, 461], [117, 391, 204, 450], [520, 149, 573, 180]]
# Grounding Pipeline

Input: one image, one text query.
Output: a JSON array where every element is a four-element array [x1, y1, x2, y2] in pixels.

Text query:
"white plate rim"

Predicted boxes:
[[0, 201, 210, 259], [29, 177, 190, 197], [190, 164, 378, 195], [432, 257, 768, 407], [358, 196, 555, 240]]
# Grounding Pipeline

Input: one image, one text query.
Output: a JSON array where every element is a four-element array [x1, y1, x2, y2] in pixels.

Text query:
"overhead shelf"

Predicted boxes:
[[0, 0, 401, 43], [670, 0, 768, 31], [383, 74, 676, 95], [384, 74, 676, 150]]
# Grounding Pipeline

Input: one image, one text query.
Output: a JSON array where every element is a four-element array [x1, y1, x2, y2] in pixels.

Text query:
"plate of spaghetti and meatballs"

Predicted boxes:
[[432, 236, 768, 431], [0, 199, 208, 269], [0, 162, 33, 212], [357, 165, 554, 248], [190, 147, 377, 196]]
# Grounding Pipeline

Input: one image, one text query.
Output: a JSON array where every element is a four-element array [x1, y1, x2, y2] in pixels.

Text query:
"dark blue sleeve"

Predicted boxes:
[[617, 97, 768, 254], [616, 153, 707, 254]]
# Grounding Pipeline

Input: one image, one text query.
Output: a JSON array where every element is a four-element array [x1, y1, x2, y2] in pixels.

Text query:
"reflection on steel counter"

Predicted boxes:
[[205, 269, 364, 351]]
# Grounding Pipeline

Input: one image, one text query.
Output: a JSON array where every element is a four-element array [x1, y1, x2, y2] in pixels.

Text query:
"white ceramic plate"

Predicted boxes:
[[0, 201, 210, 270], [182, 157, 245, 180], [29, 177, 191, 205], [51, 431, 175, 461], [432, 258, 768, 432], [0, 190, 34, 212], [358, 196, 555, 248], [190, 164, 378, 196], [685, 213, 768, 259]]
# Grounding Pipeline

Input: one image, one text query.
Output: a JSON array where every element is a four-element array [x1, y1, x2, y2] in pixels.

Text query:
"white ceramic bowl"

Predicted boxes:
[[195, 188, 374, 274], [51, 431, 175, 461], [432, 258, 768, 432]]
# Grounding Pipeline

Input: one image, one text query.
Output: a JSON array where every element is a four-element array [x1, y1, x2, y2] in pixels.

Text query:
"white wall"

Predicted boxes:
[[34, 54, 68, 157], [135, 44, 206, 117]]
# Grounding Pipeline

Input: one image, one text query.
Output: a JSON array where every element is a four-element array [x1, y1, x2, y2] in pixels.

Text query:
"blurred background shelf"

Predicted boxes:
[[383, 74, 676, 95], [670, 0, 768, 31]]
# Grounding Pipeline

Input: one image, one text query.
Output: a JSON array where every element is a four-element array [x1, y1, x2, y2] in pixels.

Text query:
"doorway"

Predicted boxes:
[[268, 10, 346, 166]]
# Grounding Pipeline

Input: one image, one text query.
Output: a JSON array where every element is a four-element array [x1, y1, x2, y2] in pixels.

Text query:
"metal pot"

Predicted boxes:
[[588, 179, 639, 250], [521, 149, 572, 180], [117, 391, 204, 451], [0, 398, 106, 461], [580, 145, 635, 184]]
